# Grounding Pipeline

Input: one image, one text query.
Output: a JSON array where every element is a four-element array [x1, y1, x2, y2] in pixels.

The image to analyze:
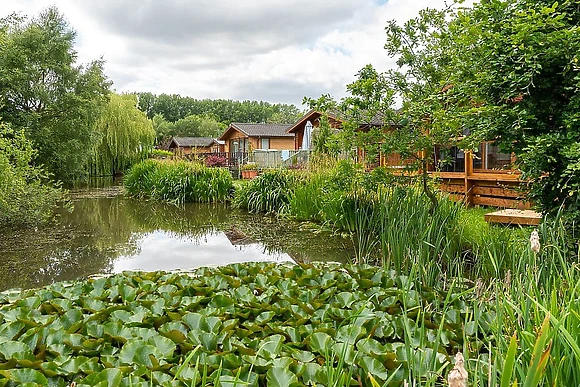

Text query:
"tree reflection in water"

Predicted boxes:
[[0, 195, 354, 291]]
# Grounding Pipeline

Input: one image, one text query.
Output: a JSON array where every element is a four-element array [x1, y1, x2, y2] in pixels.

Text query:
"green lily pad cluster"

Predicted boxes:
[[0, 263, 493, 386]]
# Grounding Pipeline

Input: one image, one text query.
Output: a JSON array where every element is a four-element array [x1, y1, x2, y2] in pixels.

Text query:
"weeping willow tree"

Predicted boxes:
[[90, 94, 156, 176]]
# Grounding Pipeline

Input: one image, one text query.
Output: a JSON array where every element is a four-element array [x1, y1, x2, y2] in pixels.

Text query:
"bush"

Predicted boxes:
[[149, 149, 173, 159], [124, 159, 233, 204], [0, 126, 65, 228], [205, 154, 227, 167]]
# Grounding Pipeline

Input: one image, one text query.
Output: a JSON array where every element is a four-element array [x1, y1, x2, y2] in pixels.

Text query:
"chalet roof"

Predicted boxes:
[[170, 137, 219, 147], [219, 123, 294, 140], [287, 109, 398, 134]]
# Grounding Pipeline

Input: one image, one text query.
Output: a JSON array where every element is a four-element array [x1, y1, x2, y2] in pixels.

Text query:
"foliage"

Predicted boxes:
[[89, 94, 156, 176], [137, 92, 302, 125], [233, 169, 296, 214], [0, 263, 495, 386], [0, 7, 111, 181], [366, 0, 580, 220], [152, 113, 225, 144], [149, 149, 173, 159], [123, 159, 232, 204], [240, 162, 258, 171], [0, 124, 65, 228], [205, 154, 227, 167]]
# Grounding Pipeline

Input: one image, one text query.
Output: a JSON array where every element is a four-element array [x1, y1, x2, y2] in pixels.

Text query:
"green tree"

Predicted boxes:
[[0, 122, 64, 227], [442, 0, 580, 218], [382, 0, 580, 217], [0, 7, 111, 181], [89, 94, 155, 176]]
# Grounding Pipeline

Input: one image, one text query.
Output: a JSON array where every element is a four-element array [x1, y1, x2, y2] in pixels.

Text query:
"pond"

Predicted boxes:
[[0, 188, 354, 291]]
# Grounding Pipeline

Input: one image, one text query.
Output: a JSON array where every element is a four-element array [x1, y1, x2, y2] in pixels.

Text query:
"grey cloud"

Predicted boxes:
[[78, 0, 360, 54]]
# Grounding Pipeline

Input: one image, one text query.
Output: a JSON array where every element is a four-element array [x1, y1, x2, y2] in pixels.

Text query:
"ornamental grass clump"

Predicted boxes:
[[124, 159, 232, 204], [233, 169, 297, 214]]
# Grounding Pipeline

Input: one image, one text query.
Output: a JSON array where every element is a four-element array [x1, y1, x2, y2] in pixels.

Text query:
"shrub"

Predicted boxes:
[[149, 149, 173, 159], [205, 154, 227, 167], [0, 125, 65, 228], [124, 159, 233, 204]]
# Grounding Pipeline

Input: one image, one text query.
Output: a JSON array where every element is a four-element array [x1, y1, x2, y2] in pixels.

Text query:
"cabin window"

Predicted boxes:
[[260, 138, 270, 150], [473, 142, 512, 171], [433, 146, 465, 172], [230, 138, 249, 153]]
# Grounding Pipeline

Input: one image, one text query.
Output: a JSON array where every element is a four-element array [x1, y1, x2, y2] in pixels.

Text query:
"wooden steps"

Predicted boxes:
[[484, 209, 542, 226]]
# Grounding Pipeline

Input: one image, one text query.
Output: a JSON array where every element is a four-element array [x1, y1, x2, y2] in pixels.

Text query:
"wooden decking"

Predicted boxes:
[[484, 209, 542, 226]]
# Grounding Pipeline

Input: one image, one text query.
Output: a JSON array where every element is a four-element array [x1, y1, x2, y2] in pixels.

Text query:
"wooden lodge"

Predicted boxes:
[[167, 137, 225, 155], [219, 123, 295, 153], [288, 110, 527, 209]]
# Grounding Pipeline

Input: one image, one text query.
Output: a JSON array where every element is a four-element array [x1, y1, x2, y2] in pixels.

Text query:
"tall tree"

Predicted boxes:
[[0, 7, 111, 181], [89, 94, 155, 176]]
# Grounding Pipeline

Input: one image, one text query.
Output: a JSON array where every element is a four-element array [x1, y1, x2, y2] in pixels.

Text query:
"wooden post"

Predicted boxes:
[[465, 150, 474, 207]]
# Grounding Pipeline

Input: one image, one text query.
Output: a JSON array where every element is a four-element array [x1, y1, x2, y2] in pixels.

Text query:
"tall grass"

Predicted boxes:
[[233, 169, 296, 214], [230, 160, 580, 385], [124, 159, 232, 204]]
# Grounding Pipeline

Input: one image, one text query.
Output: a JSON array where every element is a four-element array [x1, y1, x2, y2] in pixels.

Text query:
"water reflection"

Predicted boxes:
[[0, 192, 353, 291]]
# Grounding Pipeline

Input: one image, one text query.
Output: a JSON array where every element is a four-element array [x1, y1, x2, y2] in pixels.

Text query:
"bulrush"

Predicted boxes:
[[530, 230, 541, 253], [448, 352, 468, 387]]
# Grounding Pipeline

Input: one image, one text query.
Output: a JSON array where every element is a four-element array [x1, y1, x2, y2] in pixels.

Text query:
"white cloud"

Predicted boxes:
[[0, 0, 473, 107]]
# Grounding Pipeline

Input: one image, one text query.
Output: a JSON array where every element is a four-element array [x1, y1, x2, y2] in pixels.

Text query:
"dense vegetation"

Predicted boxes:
[[0, 124, 64, 228], [0, 8, 111, 182], [152, 114, 226, 145], [0, 263, 508, 386], [137, 93, 302, 126], [231, 162, 580, 385], [124, 159, 233, 204], [307, 0, 580, 221]]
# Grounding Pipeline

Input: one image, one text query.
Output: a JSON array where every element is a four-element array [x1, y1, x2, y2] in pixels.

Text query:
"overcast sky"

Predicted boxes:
[[1, 0, 466, 107]]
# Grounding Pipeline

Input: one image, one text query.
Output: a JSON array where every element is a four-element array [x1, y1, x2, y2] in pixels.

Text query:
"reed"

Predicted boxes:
[[124, 159, 232, 204]]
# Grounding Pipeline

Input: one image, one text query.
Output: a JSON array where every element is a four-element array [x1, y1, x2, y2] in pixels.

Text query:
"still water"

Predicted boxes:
[[0, 189, 354, 291]]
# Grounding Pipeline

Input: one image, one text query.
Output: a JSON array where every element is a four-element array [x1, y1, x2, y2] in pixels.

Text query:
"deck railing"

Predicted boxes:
[[183, 150, 313, 169]]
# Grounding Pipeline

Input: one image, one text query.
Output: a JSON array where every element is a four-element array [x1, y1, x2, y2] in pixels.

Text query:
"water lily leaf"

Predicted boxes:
[[336, 325, 364, 344], [359, 355, 390, 381], [308, 332, 333, 354], [0, 322, 24, 342], [258, 334, 284, 360], [209, 295, 235, 311], [60, 309, 84, 332], [0, 341, 35, 361], [182, 313, 208, 332], [148, 336, 176, 358], [291, 349, 315, 363], [0, 368, 48, 384], [297, 362, 322, 385], [83, 367, 123, 387], [266, 366, 301, 387], [118, 340, 162, 368]]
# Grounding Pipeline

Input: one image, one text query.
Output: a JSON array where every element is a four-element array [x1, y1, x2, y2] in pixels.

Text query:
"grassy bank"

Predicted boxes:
[[124, 159, 232, 205]]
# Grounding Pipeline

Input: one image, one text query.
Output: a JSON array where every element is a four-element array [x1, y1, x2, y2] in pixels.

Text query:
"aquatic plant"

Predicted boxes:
[[124, 159, 232, 204], [0, 263, 494, 386]]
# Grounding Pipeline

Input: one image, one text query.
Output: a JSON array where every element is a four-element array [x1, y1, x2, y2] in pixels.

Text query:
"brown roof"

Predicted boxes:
[[219, 123, 294, 140], [287, 109, 398, 134], [170, 137, 219, 147]]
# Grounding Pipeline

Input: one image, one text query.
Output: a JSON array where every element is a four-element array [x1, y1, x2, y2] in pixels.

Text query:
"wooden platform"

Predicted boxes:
[[484, 209, 542, 226]]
